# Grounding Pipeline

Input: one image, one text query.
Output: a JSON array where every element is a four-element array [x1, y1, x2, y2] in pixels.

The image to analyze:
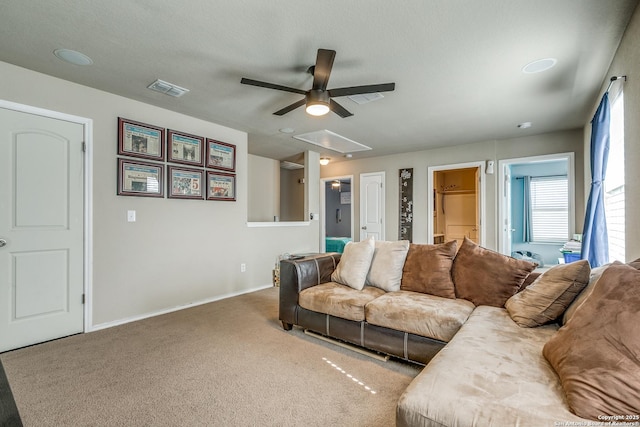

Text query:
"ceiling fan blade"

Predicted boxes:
[[330, 99, 353, 118], [241, 78, 307, 95], [273, 98, 306, 116], [312, 49, 336, 91], [328, 82, 395, 98]]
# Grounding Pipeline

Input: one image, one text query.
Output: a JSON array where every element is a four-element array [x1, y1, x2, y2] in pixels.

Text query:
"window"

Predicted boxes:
[[529, 176, 569, 242], [605, 92, 625, 261]]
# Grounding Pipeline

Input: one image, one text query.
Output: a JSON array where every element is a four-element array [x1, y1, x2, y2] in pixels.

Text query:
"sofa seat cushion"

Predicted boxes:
[[364, 291, 475, 342], [397, 306, 589, 427], [298, 282, 385, 321]]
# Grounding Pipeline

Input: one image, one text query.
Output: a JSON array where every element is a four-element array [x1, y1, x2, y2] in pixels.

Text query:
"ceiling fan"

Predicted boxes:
[[240, 49, 395, 118]]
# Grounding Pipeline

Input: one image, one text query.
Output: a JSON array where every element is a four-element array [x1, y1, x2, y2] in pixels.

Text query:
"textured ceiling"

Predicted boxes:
[[0, 1, 637, 162]]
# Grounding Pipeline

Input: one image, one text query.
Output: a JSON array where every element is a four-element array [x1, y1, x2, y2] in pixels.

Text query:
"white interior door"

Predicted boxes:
[[359, 172, 384, 241], [501, 164, 513, 256], [0, 107, 85, 352]]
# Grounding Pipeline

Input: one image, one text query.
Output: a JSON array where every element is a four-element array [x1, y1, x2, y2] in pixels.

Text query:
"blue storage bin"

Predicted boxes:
[[563, 252, 581, 263]]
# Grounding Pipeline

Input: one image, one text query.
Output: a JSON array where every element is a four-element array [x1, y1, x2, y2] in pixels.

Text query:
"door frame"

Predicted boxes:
[[497, 152, 575, 257], [319, 175, 354, 252], [428, 161, 485, 246], [0, 99, 93, 333]]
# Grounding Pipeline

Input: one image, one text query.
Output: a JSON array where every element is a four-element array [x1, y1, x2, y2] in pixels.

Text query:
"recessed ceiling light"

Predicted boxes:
[[517, 122, 532, 129], [53, 48, 93, 66], [279, 128, 295, 134], [522, 58, 557, 74]]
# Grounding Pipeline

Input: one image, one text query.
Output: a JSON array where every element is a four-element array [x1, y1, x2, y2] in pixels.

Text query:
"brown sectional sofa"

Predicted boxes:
[[279, 238, 640, 426], [279, 253, 450, 364]]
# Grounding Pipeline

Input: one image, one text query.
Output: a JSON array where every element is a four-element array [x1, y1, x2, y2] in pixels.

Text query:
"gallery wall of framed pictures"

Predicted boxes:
[[116, 117, 236, 201]]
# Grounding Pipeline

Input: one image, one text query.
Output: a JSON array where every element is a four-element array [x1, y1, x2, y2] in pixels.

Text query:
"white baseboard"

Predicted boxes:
[[90, 283, 274, 332]]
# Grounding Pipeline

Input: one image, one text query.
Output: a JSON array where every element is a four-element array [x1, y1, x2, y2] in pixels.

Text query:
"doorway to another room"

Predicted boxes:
[[320, 176, 354, 253], [498, 153, 575, 268], [428, 162, 484, 247]]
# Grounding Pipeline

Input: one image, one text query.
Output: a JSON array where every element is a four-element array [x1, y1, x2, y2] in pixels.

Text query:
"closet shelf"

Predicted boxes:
[[437, 190, 475, 195]]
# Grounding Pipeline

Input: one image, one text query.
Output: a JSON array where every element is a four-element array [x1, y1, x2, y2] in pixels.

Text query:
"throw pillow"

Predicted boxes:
[[628, 257, 640, 270], [366, 240, 410, 292], [542, 262, 640, 420], [400, 241, 457, 298], [331, 237, 375, 290], [561, 263, 609, 325], [452, 237, 536, 307], [505, 260, 590, 327]]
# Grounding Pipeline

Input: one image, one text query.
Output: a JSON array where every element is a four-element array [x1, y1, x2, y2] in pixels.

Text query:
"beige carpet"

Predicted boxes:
[[1, 287, 421, 426]]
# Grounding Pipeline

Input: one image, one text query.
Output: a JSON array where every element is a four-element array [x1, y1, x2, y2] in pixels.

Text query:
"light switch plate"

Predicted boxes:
[[127, 210, 136, 222]]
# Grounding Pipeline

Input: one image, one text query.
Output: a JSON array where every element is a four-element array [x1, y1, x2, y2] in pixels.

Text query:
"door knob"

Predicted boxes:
[[361, 226, 367, 230], [0, 239, 6, 248]]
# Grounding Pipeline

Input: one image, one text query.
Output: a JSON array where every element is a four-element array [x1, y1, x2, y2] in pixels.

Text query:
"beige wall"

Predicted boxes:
[[247, 154, 279, 221], [279, 168, 305, 221], [584, 2, 640, 261], [1, 61, 319, 328], [321, 129, 585, 250]]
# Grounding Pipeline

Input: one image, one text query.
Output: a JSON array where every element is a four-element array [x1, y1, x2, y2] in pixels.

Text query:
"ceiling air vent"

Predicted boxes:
[[348, 92, 384, 105], [147, 79, 190, 97]]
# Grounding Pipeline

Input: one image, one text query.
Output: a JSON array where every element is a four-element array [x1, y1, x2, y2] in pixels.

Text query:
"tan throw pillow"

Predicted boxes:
[[401, 241, 457, 298], [628, 257, 640, 270], [505, 260, 590, 327], [331, 237, 375, 290], [543, 262, 640, 420], [366, 240, 410, 292], [452, 237, 536, 307], [561, 263, 609, 325]]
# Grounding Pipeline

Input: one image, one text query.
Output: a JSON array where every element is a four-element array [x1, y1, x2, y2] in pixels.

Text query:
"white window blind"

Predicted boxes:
[[530, 176, 568, 242]]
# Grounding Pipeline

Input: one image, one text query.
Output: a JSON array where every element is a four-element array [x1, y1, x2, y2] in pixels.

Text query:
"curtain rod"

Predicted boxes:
[[606, 75, 627, 93]]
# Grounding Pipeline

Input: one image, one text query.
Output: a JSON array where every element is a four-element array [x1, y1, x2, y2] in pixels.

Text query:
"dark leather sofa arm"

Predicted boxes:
[[279, 253, 341, 330]]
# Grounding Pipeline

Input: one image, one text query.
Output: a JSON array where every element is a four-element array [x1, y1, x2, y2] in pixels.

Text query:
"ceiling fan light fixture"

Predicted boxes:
[[306, 90, 330, 116], [306, 103, 330, 116]]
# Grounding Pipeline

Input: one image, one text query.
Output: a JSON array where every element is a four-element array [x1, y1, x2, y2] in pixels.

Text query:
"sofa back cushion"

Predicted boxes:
[[331, 237, 375, 290], [542, 262, 640, 420], [401, 241, 457, 298], [452, 237, 536, 307], [505, 260, 590, 327], [366, 240, 410, 292]]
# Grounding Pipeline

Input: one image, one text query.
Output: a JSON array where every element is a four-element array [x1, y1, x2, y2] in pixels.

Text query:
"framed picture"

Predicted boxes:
[[118, 117, 165, 161], [167, 129, 204, 166], [206, 171, 236, 201], [206, 139, 236, 171], [117, 158, 164, 198], [168, 166, 204, 200]]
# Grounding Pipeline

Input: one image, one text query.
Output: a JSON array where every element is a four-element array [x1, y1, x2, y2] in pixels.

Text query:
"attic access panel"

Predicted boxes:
[[293, 130, 371, 154]]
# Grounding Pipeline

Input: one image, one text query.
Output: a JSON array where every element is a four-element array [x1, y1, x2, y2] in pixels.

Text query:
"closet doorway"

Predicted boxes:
[[428, 162, 485, 246]]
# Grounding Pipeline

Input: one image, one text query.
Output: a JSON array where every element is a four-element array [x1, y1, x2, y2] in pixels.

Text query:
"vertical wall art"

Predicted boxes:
[[399, 168, 413, 242]]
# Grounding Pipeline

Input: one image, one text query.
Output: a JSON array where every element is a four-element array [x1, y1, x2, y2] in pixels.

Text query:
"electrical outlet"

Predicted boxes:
[[240, 263, 246, 273]]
